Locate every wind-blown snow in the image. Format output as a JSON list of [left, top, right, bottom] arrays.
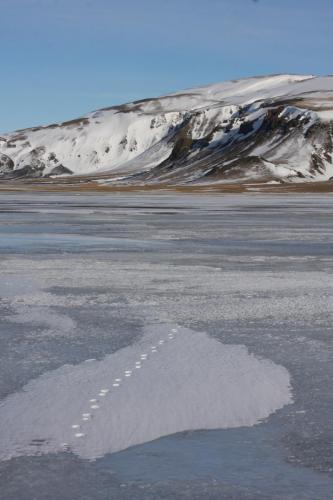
[[0, 324, 292, 461]]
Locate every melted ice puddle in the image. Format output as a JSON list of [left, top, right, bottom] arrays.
[[0, 324, 292, 461]]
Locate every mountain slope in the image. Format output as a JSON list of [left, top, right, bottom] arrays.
[[1, 74, 333, 184]]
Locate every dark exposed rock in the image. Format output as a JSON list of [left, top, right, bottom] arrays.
[[9, 165, 44, 178], [239, 120, 255, 135], [46, 165, 73, 177], [0, 154, 14, 176], [60, 117, 89, 128], [170, 133, 193, 161], [136, 102, 333, 184], [48, 152, 58, 162]]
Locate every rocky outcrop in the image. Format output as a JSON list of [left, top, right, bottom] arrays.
[[0, 153, 14, 176]]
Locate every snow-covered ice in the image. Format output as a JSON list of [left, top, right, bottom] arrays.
[[0, 192, 332, 499], [0, 324, 291, 461]]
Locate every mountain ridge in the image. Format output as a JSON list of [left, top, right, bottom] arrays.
[[1, 74, 333, 184]]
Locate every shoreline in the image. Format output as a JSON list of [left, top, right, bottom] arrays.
[[0, 179, 333, 194]]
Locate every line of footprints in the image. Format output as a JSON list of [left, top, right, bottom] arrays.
[[63, 328, 178, 446]]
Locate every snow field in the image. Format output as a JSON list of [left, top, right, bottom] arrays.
[[0, 324, 292, 461]]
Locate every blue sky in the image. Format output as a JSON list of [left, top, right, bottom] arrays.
[[1, 0, 333, 132]]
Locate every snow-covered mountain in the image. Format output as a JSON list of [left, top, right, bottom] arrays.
[[1, 74, 333, 184]]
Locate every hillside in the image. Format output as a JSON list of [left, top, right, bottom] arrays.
[[1, 74, 333, 184]]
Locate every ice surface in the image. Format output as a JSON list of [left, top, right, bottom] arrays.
[[0, 324, 291, 461], [0, 192, 332, 499]]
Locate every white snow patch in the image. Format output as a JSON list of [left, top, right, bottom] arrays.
[[0, 324, 292, 461], [317, 110, 333, 122]]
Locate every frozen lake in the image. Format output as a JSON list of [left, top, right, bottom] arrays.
[[0, 191, 332, 499]]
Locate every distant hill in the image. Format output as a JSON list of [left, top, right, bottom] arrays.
[[1, 74, 333, 184]]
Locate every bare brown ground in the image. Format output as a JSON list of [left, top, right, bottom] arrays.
[[0, 178, 333, 194]]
